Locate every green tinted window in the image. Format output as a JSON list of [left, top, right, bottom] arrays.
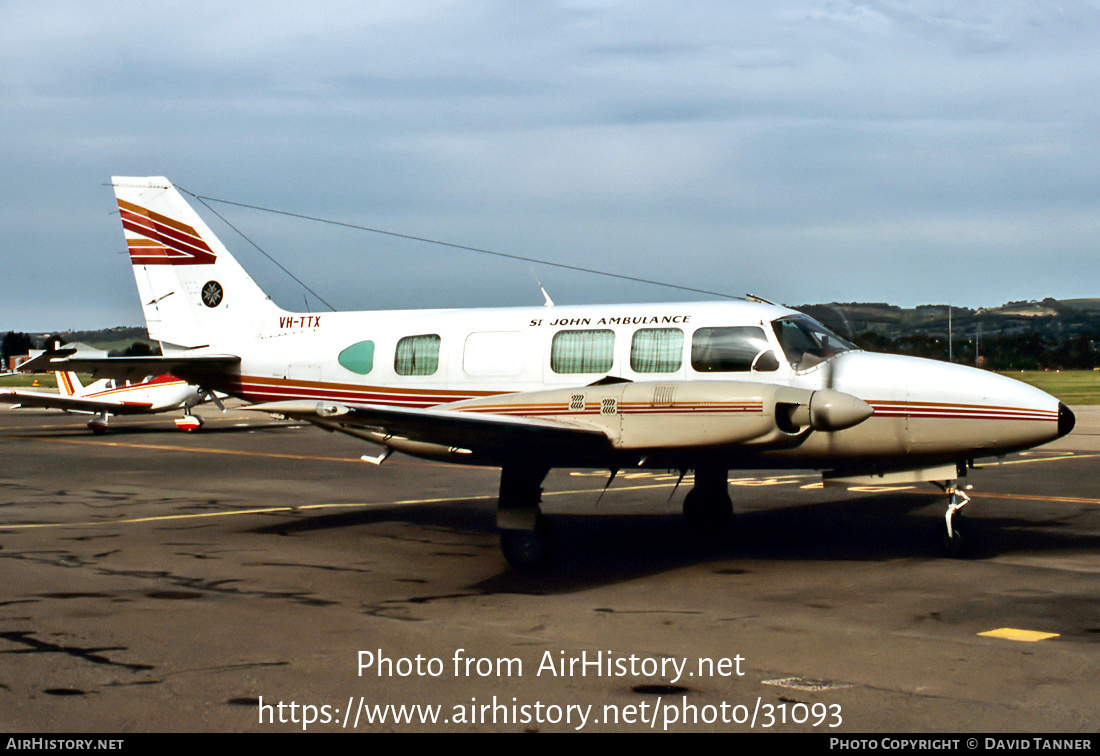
[[338, 341, 375, 375]]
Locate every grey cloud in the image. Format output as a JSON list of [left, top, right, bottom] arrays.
[[3, 1, 1100, 330]]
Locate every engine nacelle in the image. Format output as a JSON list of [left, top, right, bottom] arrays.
[[449, 380, 873, 451]]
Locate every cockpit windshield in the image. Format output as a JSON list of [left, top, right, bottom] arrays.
[[771, 315, 858, 370]]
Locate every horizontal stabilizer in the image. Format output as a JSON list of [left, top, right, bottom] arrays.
[[19, 349, 240, 383]]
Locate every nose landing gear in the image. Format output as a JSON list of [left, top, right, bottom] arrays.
[[174, 409, 205, 432], [935, 481, 973, 557]]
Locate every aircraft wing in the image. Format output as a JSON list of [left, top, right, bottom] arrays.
[[18, 350, 240, 383], [246, 399, 614, 464], [247, 380, 876, 467], [0, 389, 155, 415]]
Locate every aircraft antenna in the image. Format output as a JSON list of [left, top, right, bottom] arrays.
[[179, 188, 338, 312], [190, 192, 742, 301], [534, 274, 555, 307]]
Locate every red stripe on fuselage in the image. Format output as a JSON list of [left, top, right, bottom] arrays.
[[229, 376, 768, 418], [869, 401, 1056, 422], [230, 377, 490, 408], [84, 378, 188, 400]]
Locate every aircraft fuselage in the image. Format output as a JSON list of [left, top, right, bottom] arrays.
[[182, 299, 1068, 473]]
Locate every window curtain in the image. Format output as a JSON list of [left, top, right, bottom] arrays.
[[395, 334, 441, 376], [551, 330, 615, 373], [630, 328, 683, 373]]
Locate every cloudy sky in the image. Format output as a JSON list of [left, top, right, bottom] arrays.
[[3, 0, 1100, 331]]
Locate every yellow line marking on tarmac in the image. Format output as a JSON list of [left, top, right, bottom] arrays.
[[978, 628, 1060, 642], [0, 483, 681, 531], [994, 452, 1100, 465], [970, 491, 1100, 505], [2, 497, 489, 530], [5, 474, 1096, 530], [5, 434, 474, 468], [9, 432, 1097, 472], [3, 439, 1096, 529], [885, 488, 1100, 506], [9, 435, 386, 465]]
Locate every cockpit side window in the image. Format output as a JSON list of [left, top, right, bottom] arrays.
[[690, 326, 775, 373], [771, 315, 857, 370]]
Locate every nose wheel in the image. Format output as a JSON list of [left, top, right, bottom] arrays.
[[174, 409, 205, 432]]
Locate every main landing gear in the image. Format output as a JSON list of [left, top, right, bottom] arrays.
[[87, 412, 110, 434], [497, 464, 553, 570], [682, 466, 733, 533], [496, 463, 736, 569]]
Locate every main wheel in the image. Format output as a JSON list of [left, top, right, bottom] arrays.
[[500, 518, 554, 570], [682, 488, 733, 533]]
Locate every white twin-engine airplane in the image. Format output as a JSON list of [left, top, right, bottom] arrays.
[[0, 370, 209, 432], [35, 176, 1076, 568]]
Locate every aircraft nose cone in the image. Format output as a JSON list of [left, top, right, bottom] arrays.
[[1058, 402, 1076, 438]]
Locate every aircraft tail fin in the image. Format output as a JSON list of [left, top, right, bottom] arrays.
[[55, 371, 83, 396], [111, 177, 285, 352]]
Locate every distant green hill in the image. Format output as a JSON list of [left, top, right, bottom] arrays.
[[796, 298, 1100, 341], [24, 326, 157, 355], [795, 298, 1100, 370]]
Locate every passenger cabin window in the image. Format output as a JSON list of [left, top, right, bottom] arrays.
[[691, 326, 776, 372], [338, 340, 375, 375], [463, 332, 524, 377], [394, 334, 441, 376], [551, 330, 615, 374], [630, 328, 683, 373]]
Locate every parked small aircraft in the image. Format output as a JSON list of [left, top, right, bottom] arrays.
[[27, 177, 1075, 567], [1, 369, 211, 432]]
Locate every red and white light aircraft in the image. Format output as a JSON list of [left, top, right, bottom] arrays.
[[1, 370, 210, 432], [29, 177, 1075, 567]]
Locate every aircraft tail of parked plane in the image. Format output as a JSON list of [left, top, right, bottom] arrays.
[[55, 370, 83, 396], [23, 176, 1076, 567]]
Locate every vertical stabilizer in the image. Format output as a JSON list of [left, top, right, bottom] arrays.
[[111, 177, 285, 352], [55, 371, 82, 396]]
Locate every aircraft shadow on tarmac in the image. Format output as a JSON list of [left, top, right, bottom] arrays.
[[248, 491, 1100, 593]]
